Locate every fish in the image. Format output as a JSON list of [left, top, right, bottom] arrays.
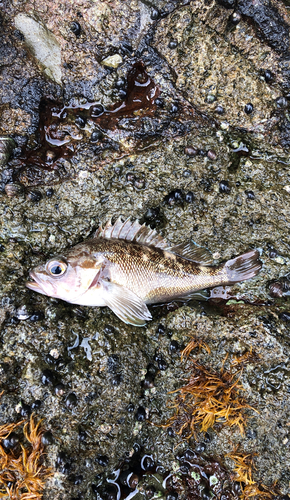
[[26, 217, 262, 326]]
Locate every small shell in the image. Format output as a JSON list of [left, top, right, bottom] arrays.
[[15, 305, 31, 320], [4, 182, 24, 198], [0, 137, 15, 168], [101, 54, 123, 68], [269, 281, 283, 298]]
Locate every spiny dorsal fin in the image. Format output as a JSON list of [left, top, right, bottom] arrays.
[[167, 241, 213, 265], [94, 217, 168, 249]]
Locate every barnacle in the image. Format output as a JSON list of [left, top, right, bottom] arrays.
[[0, 413, 52, 500]]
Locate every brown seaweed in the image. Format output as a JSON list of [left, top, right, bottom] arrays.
[[0, 413, 52, 500]]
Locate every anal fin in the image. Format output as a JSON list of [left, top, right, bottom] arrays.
[[100, 279, 152, 326], [174, 289, 210, 302]]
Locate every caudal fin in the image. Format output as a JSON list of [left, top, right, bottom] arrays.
[[225, 249, 262, 285]]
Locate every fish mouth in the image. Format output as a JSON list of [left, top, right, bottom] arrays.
[[26, 271, 47, 295]]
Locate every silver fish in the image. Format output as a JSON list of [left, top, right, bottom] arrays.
[[26, 217, 262, 326]]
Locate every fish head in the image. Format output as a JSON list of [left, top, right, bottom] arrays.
[[26, 249, 105, 303]]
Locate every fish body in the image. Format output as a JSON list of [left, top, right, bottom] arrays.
[[26, 218, 262, 326]]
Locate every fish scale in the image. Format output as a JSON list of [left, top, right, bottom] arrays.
[[92, 239, 223, 303]]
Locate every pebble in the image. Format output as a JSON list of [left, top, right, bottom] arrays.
[[101, 54, 123, 68], [46, 187, 54, 197], [90, 130, 102, 142], [75, 116, 86, 128], [244, 103, 254, 114], [170, 103, 179, 113], [264, 69, 274, 83], [151, 8, 160, 20], [155, 97, 164, 107], [185, 146, 198, 156], [31, 399, 42, 410], [70, 21, 81, 37], [185, 191, 194, 203], [219, 180, 231, 193], [269, 281, 283, 298], [96, 455, 109, 466], [207, 149, 217, 160], [55, 383, 65, 396], [5, 182, 24, 198], [245, 190, 255, 200], [276, 97, 287, 109], [115, 77, 126, 89], [3, 432, 19, 449], [168, 40, 178, 49], [15, 305, 31, 320], [66, 392, 77, 408], [91, 104, 104, 117], [205, 94, 216, 103], [215, 105, 225, 114], [41, 369, 56, 385], [230, 12, 241, 24], [41, 431, 54, 445], [135, 406, 146, 421]]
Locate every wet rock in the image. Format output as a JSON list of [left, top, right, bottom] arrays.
[[1, 0, 290, 498], [153, 4, 277, 132], [237, 0, 290, 53]]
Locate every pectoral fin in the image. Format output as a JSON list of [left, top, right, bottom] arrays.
[[100, 279, 152, 326]]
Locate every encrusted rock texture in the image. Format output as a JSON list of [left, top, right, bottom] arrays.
[[1, 0, 290, 498]]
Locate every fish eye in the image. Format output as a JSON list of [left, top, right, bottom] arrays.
[[47, 259, 67, 277]]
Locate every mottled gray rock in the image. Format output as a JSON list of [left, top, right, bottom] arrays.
[[1, 0, 290, 498]]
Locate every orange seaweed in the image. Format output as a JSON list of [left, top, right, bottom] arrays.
[[180, 337, 211, 361], [227, 451, 278, 500], [0, 414, 52, 500], [232, 347, 260, 368], [166, 361, 256, 437]]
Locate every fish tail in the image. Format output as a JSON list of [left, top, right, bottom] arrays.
[[224, 249, 262, 284]]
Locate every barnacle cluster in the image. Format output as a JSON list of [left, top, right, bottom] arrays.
[[0, 409, 52, 500], [166, 350, 255, 437]]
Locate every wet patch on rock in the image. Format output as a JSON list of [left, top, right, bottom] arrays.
[[237, 0, 290, 54]]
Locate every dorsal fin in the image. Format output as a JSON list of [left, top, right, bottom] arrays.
[[94, 217, 168, 249], [167, 241, 213, 265]]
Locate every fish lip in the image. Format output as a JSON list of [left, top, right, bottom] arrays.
[[26, 271, 46, 294]]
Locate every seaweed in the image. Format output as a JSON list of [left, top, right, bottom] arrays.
[[180, 337, 211, 361], [165, 341, 257, 437], [227, 451, 278, 500], [0, 413, 52, 500], [231, 347, 260, 368]]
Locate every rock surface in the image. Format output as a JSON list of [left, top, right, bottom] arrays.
[[1, 0, 290, 498]]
